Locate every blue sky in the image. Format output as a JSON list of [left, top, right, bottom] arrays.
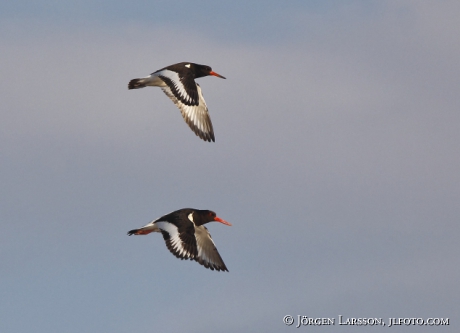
[[1, 1, 459, 332]]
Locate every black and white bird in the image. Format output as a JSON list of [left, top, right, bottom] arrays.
[[127, 208, 232, 272], [128, 62, 226, 142]]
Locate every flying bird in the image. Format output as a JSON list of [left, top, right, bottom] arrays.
[[128, 62, 226, 142], [127, 208, 232, 272]]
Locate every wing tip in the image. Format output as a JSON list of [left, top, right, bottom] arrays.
[[190, 123, 215, 142], [201, 133, 215, 143], [196, 258, 229, 272]]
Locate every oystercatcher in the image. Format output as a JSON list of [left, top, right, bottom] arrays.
[[127, 208, 231, 271], [128, 62, 226, 142]]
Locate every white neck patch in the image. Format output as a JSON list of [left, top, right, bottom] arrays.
[[185, 63, 191, 68], [188, 212, 195, 224]]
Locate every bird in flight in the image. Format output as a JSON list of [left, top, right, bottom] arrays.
[[128, 62, 226, 142], [127, 208, 232, 271]]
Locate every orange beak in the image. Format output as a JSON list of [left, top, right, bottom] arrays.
[[210, 71, 226, 79], [214, 216, 232, 226]]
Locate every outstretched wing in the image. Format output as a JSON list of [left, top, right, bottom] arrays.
[[155, 219, 198, 261], [158, 70, 215, 142], [194, 226, 228, 272]]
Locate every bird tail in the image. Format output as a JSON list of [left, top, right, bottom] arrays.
[[127, 228, 141, 235], [127, 228, 155, 235], [127, 223, 160, 236], [128, 78, 147, 90]]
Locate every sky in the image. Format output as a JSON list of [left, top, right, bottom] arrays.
[[1, 1, 459, 332]]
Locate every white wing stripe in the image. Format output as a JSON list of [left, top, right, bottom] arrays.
[[160, 85, 214, 141], [156, 221, 194, 258], [157, 69, 194, 104]]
